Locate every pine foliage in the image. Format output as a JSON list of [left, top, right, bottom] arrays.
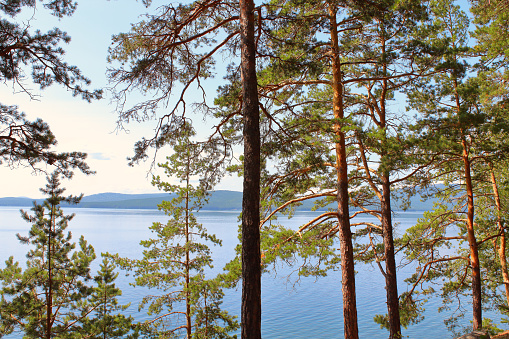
[[109, 122, 238, 338], [80, 258, 140, 339], [0, 172, 96, 338]]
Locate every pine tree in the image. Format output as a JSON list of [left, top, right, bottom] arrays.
[[470, 0, 509, 320], [215, 2, 431, 337], [472, 161, 509, 317], [398, 0, 509, 331], [0, 171, 96, 338], [0, 104, 93, 177], [109, 121, 238, 338], [239, 0, 261, 337], [342, 3, 437, 337], [107, 2, 263, 334], [214, 3, 370, 336], [80, 258, 140, 339]]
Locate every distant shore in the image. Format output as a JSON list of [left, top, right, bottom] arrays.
[[0, 190, 436, 212]]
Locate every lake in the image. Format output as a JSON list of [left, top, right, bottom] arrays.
[[0, 207, 501, 338]]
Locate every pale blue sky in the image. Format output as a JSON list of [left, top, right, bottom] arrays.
[[1, 0, 475, 199], [0, 0, 242, 198]]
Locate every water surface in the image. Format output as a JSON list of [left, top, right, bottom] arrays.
[[0, 207, 498, 338]]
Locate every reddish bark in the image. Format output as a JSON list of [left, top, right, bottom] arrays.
[[462, 139, 482, 330], [490, 166, 509, 305], [329, 5, 359, 339]]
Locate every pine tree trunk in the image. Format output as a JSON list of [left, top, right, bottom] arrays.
[[205, 292, 209, 337], [379, 36, 401, 338], [381, 176, 401, 339], [329, 5, 359, 339], [185, 162, 192, 339], [489, 166, 509, 305], [240, 0, 261, 338], [462, 140, 482, 329], [103, 287, 107, 339], [453, 76, 482, 329], [46, 204, 55, 339]]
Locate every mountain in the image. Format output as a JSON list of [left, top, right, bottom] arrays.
[[0, 189, 439, 211], [0, 197, 44, 207], [80, 193, 167, 203], [0, 191, 243, 210]]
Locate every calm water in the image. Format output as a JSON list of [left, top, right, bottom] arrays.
[[0, 207, 500, 338]]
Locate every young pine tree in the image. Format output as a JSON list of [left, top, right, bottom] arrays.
[[0, 171, 96, 338], [110, 122, 238, 338], [80, 257, 140, 339]]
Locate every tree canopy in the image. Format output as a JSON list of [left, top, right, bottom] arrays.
[[2, 0, 509, 338]]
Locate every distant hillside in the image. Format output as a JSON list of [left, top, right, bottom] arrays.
[[80, 193, 168, 203], [0, 197, 44, 207], [76, 191, 245, 210], [0, 191, 244, 210], [0, 189, 439, 211]]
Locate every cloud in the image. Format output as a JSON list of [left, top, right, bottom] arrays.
[[90, 153, 111, 161]]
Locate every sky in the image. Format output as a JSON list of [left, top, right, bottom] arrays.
[[0, 0, 242, 198], [1, 0, 475, 199]]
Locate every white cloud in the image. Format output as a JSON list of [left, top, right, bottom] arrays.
[[90, 153, 111, 161]]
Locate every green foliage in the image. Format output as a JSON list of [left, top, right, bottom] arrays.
[[80, 258, 140, 338], [0, 0, 102, 101], [0, 0, 100, 176], [0, 172, 96, 338], [396, 0, 509, 332], [481, 318, 504, 336], [107, 0, 239, 164], [374, 291, 425, 331], [471, 0, 509, 103], [189, 276, 239, 339], [0, 104, 93, 177], [109, 122, 237, 338], [101, 0, 509, 336], [214, 3, 438, 338], [259, 222, 339, 278]]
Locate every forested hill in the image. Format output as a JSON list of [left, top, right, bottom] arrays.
[[0, 190, 436, 211], [0, 191, 241, 210]]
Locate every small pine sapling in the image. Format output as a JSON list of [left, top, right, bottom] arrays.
[[80, 257, 140, 338]]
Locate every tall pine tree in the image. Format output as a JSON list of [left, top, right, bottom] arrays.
[[398, 0, 509, 331], [109, 121, 238, 338], [107, 2, 263, 334]]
